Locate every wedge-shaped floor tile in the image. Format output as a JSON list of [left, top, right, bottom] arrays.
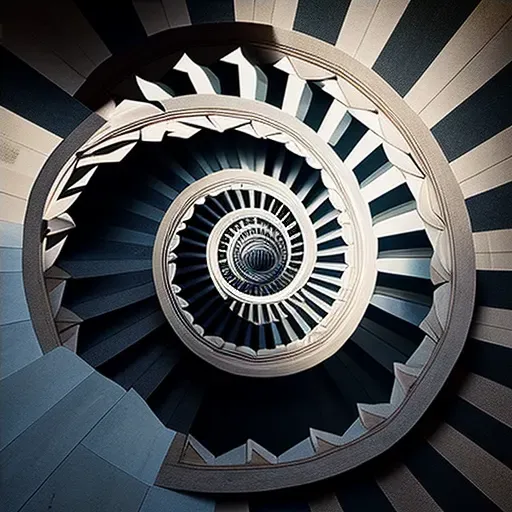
[[0, 247, 22, 272], [0, 320, 41, 380], [0, 272, 30, 325], [0, 220, 23, 248], [20, 444, 147, 512], [82, 389, 175, 484], [1, 372, 124, 512], [1, 347, 93, 450]]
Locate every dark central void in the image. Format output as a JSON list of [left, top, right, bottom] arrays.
[[244, 246, 277, 272]]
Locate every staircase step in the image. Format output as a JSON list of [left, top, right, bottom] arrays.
[[1, 371, 124, 512], [19, 443, 147, 512], [0, 319, 42, 381], [1, 347, 93, 451], [83, 389, 175, 484]]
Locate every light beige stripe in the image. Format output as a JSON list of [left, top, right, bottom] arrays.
[[0, 193, 26, 224], [421, 18, 512, 128], [355, 0, 411, 68], [161, 0, 191, 28], [473, 229, 512, 270], [272, 0, 299, 30], [471, 305, 512, 349], [0, 136, 52, 180], [474, 305, 512, 329], [254, 0, 275, 25], [460, 155, 511, 199], [459, 373, 512, 429], [429, 423, 512, 511], [0, 167, 33, 200], [0, 109, 59, 190], [406, 0, 512, 114], [309, 492, 344, 512], [470, 306, 512, 348], [378, 463, 442, 512], [234, 0, 255, 22], [451, 125, 512, 180], [0, 107, 62, 155], [133, 0, 170, 36], [336, 0, 379, 57], [471, 323, 512, 349]]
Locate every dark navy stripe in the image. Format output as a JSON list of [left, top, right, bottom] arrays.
[[334, 348, 389, 403], [129, 347, 180, 400], [137, 188, 173, 212], [360, 317, 417, 358], [0, 48, 90, 138], [373, 0, 480, 96], [163, 378, 204, 433], [161, 69, 196, 96], [432, 62, 512, 162], [476, 270, 512, 309], [365, 304, 425, 345], [293, 0, 350, 45], [336, 478, 395, 512], [148, 360, 188, 423], [343, 341, 394, 396], [78, 296, 161, 351], [333, 117, 367, 161], [445, 397, 512, 468], [324, 350, 376, 405], [309, 198, 334, 225], [466, 181, 512, 232], [61, 239, 154, 261], [261, 65, 288, 109], [316, 218, 340, 238], [304, 84, 334, 132], [378, 231, 432, 254], [186, 0, 235, 24], [290, 162, 312, 195], [353, 146, 388, 185], [404, 442, 502, 512], [109, 210, 159, 234], [208, 61, 240, 96], [75, 0, 147, 55], [189, 362, 354, 456], [99, 325, 169, 385], [464, 338, 512, 390], [64, 270, 154, 308], [370, 183, 415, 218], [376, 272, 434, 299]]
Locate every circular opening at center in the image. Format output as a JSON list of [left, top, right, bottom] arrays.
[[243, 245, 277, 272]]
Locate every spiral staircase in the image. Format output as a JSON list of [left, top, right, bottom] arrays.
[[1, 1, 511, 511]]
